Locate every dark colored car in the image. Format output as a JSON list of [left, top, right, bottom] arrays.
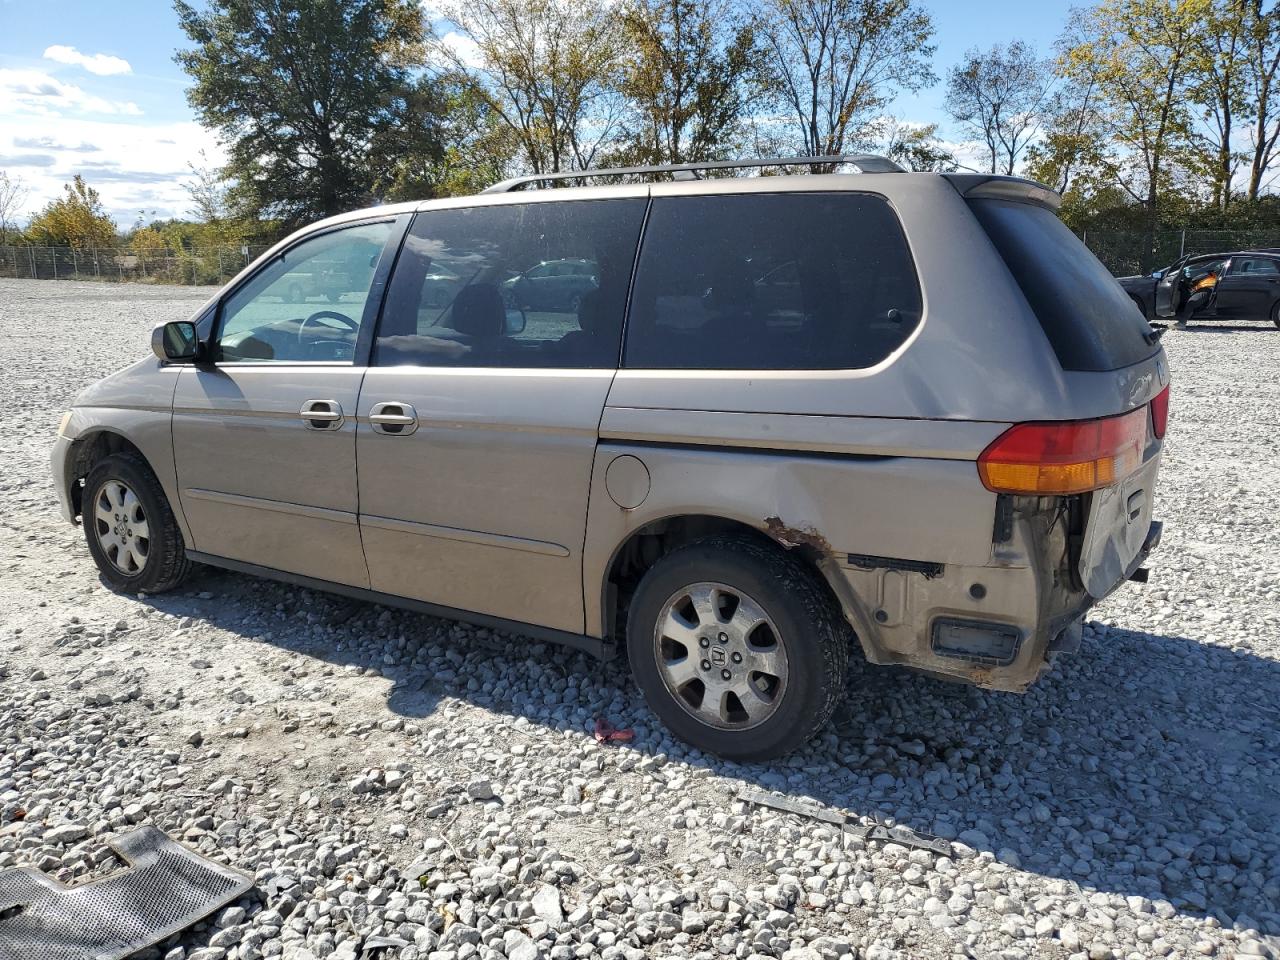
[[1118, 251, 1280, 327]]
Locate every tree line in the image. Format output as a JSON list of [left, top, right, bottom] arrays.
[[2, 0, 1277, 272]]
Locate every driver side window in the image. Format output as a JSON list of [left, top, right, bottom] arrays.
[[214, 220, 394, 363]]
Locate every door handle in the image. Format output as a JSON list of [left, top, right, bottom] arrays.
[[300, 399, 344, 430], [368, 401, 418, 436]]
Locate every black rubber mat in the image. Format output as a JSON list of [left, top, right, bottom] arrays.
[[0, 826, 253, 960]]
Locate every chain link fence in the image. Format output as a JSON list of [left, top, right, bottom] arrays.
[[3, 229, 1280, 287], [0, 244, 272, 285], [1082, 229, 1280, 276]]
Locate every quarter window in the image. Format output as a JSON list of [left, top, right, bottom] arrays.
[[1232, 257, 1280, 275], [214, 221, 394, 362], [375, 199, 647, 369], [623, 193, 923, 370]]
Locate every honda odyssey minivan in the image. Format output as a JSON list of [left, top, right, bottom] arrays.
[[52, 155, 1167, 760]]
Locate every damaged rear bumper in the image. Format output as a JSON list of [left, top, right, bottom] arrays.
[[821, 507, 1164, 694], [1121, 519, 1163, 585]]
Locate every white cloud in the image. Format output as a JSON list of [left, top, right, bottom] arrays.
[[435, 29, 484, 69], [43, 45, 133, 77], [0, 68, 142, 117], [3, 117, 225, 225], [13, 135, 100, 153]]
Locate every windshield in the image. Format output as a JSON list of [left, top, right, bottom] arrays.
[[969, 199, 1160, 372]]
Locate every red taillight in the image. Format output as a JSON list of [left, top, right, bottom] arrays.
[[978, 407, 1147, 495], [1149, 385, 1169, 440]]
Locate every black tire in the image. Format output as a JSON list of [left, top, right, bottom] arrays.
[[83, 453, 191, 594], [627, 535, 849, 761], [1272, 300, 1279, 330]]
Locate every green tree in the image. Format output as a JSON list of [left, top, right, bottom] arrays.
[[1024, 73, 1110, 196], [1061, 0, 1210, 268], [616, 0, 758, 165], [1186, 0, 1251, 209], [880, 119, 957, 172], [1241, 0, 1280, 200], [370, 74, 514, 198], [26, 176, 117, 249], [175, 0, 436, 226], [945, 41, 1055, 175], [367, 76, 452, 197], [752, 0, 936, 160], [436, 0, 625, 174], [181, 151, 249, 246]]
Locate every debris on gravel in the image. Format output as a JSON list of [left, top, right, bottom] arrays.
[[2, 280, 1279, 960]]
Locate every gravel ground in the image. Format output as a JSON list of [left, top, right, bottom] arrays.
[[1, 277, 1279, 960]]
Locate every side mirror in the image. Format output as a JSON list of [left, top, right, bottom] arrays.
[[1151, 270, 1164, 279], [152, 321, 201, 363], [505, 308, 527, 335]]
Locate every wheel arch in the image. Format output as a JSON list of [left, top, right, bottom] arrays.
[[65, 429, 155, 519], [597, 512, 856, 649]]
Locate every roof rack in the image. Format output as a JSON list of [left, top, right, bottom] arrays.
[[480, 153, 905, 194]]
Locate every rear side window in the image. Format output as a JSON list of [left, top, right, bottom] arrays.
[[968, 198, 1158, 372], [376, 199, 646, 369], [1233, 257, 1280, 275], [624, 193, 922, 370]]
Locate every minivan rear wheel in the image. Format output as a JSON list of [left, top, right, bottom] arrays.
[[84, 453, 191, 594], [627, 536, 848, 760]]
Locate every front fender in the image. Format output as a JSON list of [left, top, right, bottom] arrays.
[[55, 363, 189, 547]]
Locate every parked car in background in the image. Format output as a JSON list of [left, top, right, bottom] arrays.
[[52, 155, 1168, 760], [503, 258, 598, 312], [1118, 250, 1280, 327], [420, 267, 463, 308]]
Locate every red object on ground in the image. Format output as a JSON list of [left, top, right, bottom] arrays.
[[593, 718, 634, 744]]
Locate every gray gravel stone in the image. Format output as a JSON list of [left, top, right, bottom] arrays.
[[0, 284, 1276, 960]]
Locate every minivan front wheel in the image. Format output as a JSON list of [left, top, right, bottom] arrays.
[[84, 453, 191, 594], [627, 536, 848, 761]]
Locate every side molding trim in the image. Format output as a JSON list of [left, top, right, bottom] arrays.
[[183, 488, 358, 525], [359, 514, 570, 557]]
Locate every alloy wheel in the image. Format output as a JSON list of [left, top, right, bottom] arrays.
[[653, 581, 789, 730], [93, 479, 150, 575]]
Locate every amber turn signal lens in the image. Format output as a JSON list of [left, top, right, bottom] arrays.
[[978, 407, 1148, 496]]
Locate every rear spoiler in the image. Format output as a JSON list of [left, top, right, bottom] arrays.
[[942, 174, 1062, 211]]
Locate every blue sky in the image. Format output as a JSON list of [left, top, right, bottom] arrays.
[[0, 0, 1077, 225]]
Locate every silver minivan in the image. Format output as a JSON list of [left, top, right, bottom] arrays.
[[52, 156, 1168, 760]]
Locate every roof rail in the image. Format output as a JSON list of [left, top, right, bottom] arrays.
[[480, 154, 905, 194]]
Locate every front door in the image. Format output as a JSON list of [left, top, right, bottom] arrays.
[[356, 196, 648, 633], [1215, 256, 1280, 320], [1154, 260, 1183, 318], [173, 218, 401, 586]]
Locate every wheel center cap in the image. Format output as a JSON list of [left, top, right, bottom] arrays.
[[710, 647, 727, 667]]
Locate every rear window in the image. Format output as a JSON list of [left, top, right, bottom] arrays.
[[968, 198, 1158, 372], [623, 193, 922, 370]]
